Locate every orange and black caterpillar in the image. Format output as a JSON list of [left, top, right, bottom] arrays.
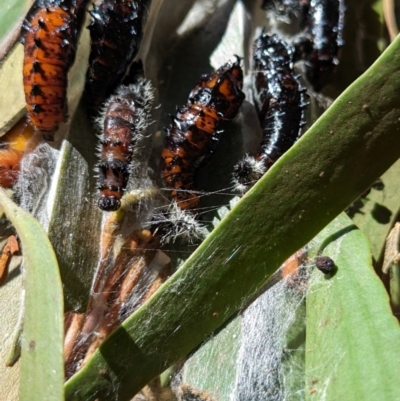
[[233, 33, 308, 192], [84, 0, 151, 116], [161, 59, 245, 212], [21, 0, 87, 140], [96, 73, 154, 211]]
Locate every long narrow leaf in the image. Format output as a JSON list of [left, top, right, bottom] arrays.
[[306, 213, 400, 400], [0, 189, 64, 401], [65, 28, 400, 401]]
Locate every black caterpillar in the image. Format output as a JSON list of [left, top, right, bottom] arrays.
[[300, 0, 346, 91], [263, 0, 346, 91], [96, 70, 154, 212], [233, 33, 308, 192], [84, 0, 151, 116]]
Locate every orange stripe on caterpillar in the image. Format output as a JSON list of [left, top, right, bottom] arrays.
[[22, 0, 86, 139], [161, 59, 245, 211]]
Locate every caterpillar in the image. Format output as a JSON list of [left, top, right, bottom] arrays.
[[299, 0, 346, 91], [233, 33, 308, 192], [96, 72, 154, 212], [161, 58, 245, 212], [84, 0, 151, 116], [22, 0, 87, 140], [0, 117, 38, 188]]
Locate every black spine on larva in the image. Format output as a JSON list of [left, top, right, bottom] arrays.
[[253, 33, 308, 167], [96, 72, 153, 212], [84, 0, 151, 116], [300, 0, 346, 91]]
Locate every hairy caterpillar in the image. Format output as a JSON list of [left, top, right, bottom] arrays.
[[22, 0, 86, 139], [96, 73, 154, 212], [84, 0, 151, 116], [233, 33, 308, 192], [161, 59, 245, 212], [298, 0, 346, 91]]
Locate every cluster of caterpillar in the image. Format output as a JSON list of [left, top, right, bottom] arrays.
[[264, 0, 346, 91], [233, 0, 346, 192], [22, 0, 151, 138], [19, 0, 344, 245], [21, 0, 87, 140], [233, 32, 308, 193], [96, 69, 154, 212]]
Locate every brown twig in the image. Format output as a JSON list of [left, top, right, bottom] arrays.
[[0, 235, 19, 285]]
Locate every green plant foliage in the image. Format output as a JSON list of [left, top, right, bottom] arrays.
[[64, 28, 400, 401], [306, 213, 400, 400], [0, 0, 32, 59], [47, 141, 102, 312], [350, 159, 400, 264], [0, 189, 64, 401], [0, 45, 25, 137]]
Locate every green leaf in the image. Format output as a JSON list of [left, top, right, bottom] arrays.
[[0, 0, 33, 61], [0, 233, 23, 399], [305, 213, 400, 400], [0, 189, 64, 401], [180, 316, 242, 401], [46, 141, 102, 312], [350, 158, 400, 264], [65, 29, 400, 401], [0, 45, 26, 137]]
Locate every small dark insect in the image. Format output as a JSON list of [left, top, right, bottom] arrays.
[[233, 33, 307, 192], [315, 256, 334, 274], [161, 59, 245, 212], [84, 0, 151, 116], [22, 0, 86, 139], [298, 0, 346, 91], [96, 72, 154, 212]]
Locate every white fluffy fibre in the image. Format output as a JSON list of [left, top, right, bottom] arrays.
[[152, 202, 204, 244], [13, 143, 59, 223], [232, 155, 266, 193]]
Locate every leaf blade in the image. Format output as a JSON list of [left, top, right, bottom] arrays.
[[0, 189, 64, 401], [306, 213, 400, 401]]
